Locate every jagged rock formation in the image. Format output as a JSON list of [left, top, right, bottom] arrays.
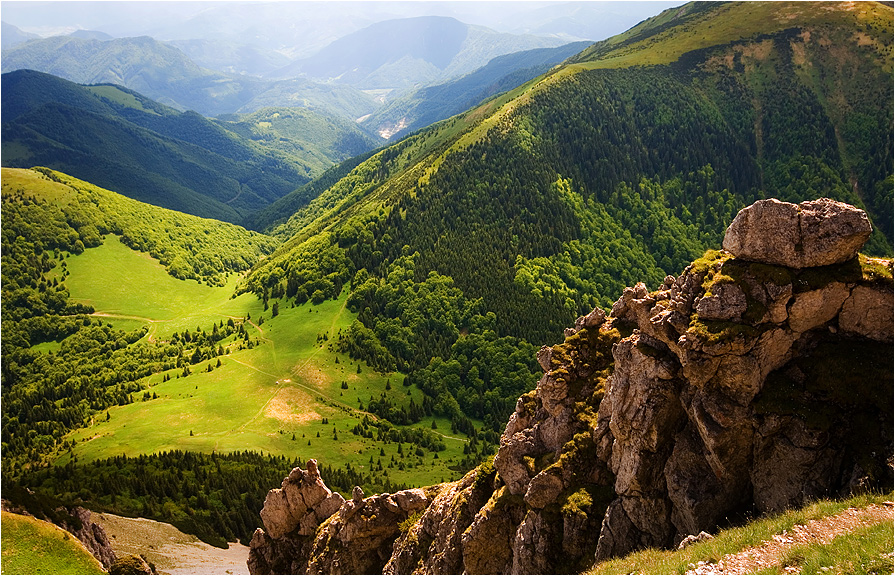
[[249, 459, 433, 574], [66, 506, 118, 570], [249, 198, 893, 574]]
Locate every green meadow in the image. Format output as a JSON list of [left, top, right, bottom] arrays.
[[0, 512, 105, 575], [53, 234, 259, 338], [55, 237, 470, 488]]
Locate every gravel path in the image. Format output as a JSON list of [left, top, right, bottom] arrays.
[[685, 502, 894, 575]]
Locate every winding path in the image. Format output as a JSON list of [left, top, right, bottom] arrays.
[[686, 502, 894, 575]]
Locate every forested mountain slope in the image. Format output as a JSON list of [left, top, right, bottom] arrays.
[[1, 70, 372, 223], [244, 1, 893, 445], [216, 107, 381, 179]]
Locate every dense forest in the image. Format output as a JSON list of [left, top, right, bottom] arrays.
[[245, 11, 893, 452], [8, 450, 411, 547]]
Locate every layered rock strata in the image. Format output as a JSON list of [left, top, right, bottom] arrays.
[[249, 198, 893, 574]]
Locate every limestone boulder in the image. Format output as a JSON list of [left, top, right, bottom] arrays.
[[723, 198, 871, 268]]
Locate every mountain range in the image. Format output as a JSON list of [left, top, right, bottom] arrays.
[[1, 1, 892, 573], [0, 34, 379, 118], [1, 21, 39, 48], [269, 16, 568, 91], [362, 40, 593, 140]]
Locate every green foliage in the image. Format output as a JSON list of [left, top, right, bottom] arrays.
[[398, 510, 424, 534], [774, 520, 894, 575], [244, 231, 350, 307], [3, 168, 276, 286], [218, 107, 380, 179], [0, 167, 273, 477], [245, 149, 379, 234], [15, 450, 415, 549], [17, 451, 294, 547]]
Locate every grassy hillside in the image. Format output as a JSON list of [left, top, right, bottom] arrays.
[[2, 167, 478, 546], [240, 0, 893, 465], [1, 511, 105, 575], [1, 167, 276, 286]]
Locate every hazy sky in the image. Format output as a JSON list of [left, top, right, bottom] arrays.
[[2, 1, 685, 46]]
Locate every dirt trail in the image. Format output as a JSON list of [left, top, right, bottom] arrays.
[[686, 502, 894, 575]]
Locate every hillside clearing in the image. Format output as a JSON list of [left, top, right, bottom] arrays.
[[55, 237, 471, 488]]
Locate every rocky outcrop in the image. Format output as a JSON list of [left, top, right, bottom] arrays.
[[249, 199, 893, 574], [722, 198, 872, 268], [66, 506, 118, 570], [249, 460, 435, 574]]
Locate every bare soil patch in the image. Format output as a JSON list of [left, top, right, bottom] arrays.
[[93, 512, 249, 575], [292, 359, 332, 391], [686, 503, 894, 575], [264, 386, 321, 425]]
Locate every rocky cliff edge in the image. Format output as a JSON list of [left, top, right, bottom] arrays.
[[248, 198, 893, 574]]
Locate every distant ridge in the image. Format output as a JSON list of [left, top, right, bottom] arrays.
[[270, 16, 567, 92], [1, 70, 315, 222], [0, 35, 377, 118]]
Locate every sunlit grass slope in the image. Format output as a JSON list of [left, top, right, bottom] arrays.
[[569, 1, 893, 70], [53, 235, 255, 336], [2, 167, 276, 286], [55, 241, 468, 487], [0, 511, 105, 575]]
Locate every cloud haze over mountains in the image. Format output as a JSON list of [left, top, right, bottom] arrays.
[[3, 1, 684, 55]]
